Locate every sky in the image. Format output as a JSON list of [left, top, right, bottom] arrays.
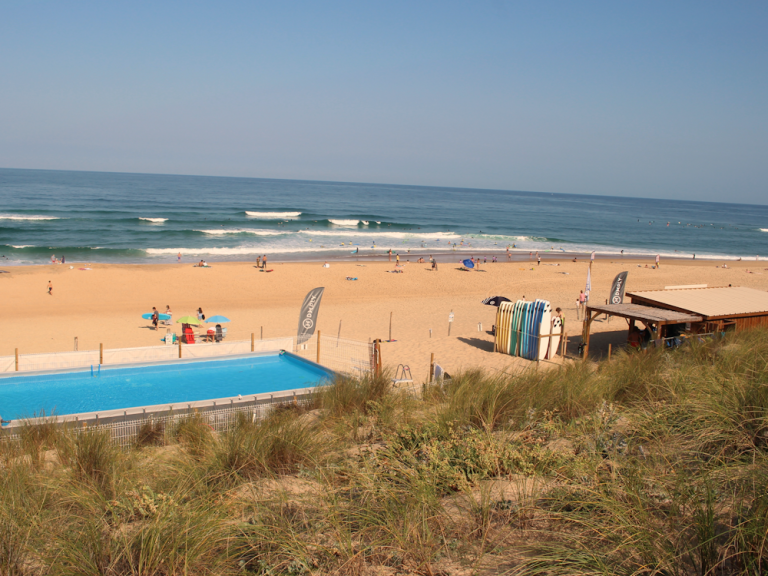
[[1, 1, 767, 204]]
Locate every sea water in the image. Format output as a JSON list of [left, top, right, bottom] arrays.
[[0, 167, 766, 264], [0, 354, 331, 420]]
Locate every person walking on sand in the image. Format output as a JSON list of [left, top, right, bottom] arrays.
[[388, 249, 392, 262], [655, 254, 660, 268], [578, 290, 586, 319], [537, 255, 541, 266], [177, 252, 182, 263], [396, 253, 400, 265], [47, 280, 52, 295], [151, 307, 159, 330]]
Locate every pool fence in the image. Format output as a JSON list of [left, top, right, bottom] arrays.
[[0, 333, 375, 376]]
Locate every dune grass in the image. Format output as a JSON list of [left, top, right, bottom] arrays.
[[0, 329, 766, 574]]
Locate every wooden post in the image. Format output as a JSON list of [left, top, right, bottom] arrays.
[[178, 340, 182, 359], [99, 343, 103, 365], [316, 330, 321, 364], [608, 343, 612, 360], [15, 348, 19, 372], [389, 312, 393, 341], [337, 320, 342, 346], [260, 326, 263, 340], [74, 336, 78, 351], [429, 353, 434, 383], [561, 332, 567, 357]]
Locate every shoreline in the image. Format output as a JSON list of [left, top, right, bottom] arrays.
[[1, 248, 760, 269]]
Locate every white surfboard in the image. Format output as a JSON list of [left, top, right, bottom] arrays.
[[537, 301, 552, 360], [547, 316, 562, 359]]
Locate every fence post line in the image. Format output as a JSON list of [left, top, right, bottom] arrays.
[[99, 343, 103, 365], [429, 352, 434, 383], [316, 330, 321, 364], [15, 348, 19, 372], [251, 333, 255, 352]]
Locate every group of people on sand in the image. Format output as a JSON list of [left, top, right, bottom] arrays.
[[50, 254, 65, 264], [149, 305, 174, 330], [256, 255, 268, 268]]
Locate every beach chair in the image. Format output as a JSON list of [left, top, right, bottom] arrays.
[[391, 364, 413, 388], [215, 324, 223, 343], [181, 324, 195, 344]]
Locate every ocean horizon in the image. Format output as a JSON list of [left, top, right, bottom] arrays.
[[1, 167, 766, 265]]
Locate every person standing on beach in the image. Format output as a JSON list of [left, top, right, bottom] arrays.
[[537, 255, 541, 266], [578, 290, 586, 319], [151, 307, 159, 330], [388, 249, 392, 262], [262, 255, 268, 268], [177, 252, 182, 263], [47, 280, 52, 295], [396, 253, 400, 265], [197, 308, 205, 321], [655, 254, 660, 268], [256, 256, 261, 269]]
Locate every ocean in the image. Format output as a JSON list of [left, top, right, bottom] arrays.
[[0, 168, 766, 265]]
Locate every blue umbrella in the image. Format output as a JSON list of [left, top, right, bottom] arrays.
[[462, 259, 475, 268], [205, 315, 230, 323], [142, 312, 171, 320]]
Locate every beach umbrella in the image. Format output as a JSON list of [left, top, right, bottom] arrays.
[[176, 315, 203, 325], [205, 315, 230, 323], [141, 312, 171, 320], [462, 258, 475, 268], [481, 296, 511, 307]]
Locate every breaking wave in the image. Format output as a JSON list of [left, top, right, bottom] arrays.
[[196, 229, 285, 236], [0, 214, 59, 221], [245, 211, 301, 219], [139, 217, 168, 223], [328, 219, 361, 226]]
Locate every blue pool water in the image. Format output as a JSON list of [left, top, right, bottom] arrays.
[[0, 354, 332, 421]]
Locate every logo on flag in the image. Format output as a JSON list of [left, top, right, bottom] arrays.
[[297, 287, 325, 344]]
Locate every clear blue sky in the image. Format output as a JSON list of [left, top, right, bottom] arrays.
[[1, 1, 766, 203]]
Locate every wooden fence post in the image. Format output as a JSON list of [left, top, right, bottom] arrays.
[[15, 348, 19, 372], [429, 353, 434, 383], [251, 333, 255, 352], [608, 343, 612, 360], [178, 340, 182, 359], [316, 330, 321, 364], [99, 343, 103, 365]]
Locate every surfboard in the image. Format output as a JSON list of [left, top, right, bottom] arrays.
[[503, 301, 515, 354], [529, 300, 544, 360], [524, 301, 536, 359], [520, 302, 531, 359], [494, 306, 503, 352], [547, 316, 562, 359], [538, 301, 552, 360], [509, 301, 522, 357], [142, 313, 171, 321], [496, 302, 512, 353]]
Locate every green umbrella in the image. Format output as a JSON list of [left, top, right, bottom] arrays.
[[176, 315, 203, 325]]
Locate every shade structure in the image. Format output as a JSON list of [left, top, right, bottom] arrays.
[[481, 296, 511, 307], [205, 315, 230, 323], [142, 312, 171, 320], [176, 315, 203, 325]]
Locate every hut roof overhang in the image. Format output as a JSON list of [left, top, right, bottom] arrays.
[[628, 286, 768, 320]]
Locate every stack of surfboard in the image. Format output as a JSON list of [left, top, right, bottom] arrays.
[[495, 299, 562, 360]]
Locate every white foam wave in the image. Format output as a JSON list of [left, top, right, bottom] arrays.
[[11, 245, 35, 248], [361, 221, 369, 225], [146, 246, 348, 256], [298, 230, 461, 240], [196, 228, 285, 236], [0, 214, 59, 221], [245, 211, 301, 219], [761, 228, 768, 233], [328, 219, 360, 226], [139, 217, 168, 223]]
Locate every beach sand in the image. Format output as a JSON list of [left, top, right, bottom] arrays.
[[2, 257, 767, 381]]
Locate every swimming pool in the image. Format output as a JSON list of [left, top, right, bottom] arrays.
[[0, 353, 333, 422]]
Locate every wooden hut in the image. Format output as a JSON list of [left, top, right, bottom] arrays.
[[582, 286, 768, 358]]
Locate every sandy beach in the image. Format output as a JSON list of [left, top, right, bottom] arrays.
[[2, 257, 767, 381]]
